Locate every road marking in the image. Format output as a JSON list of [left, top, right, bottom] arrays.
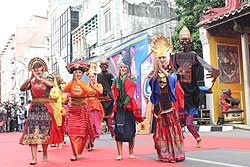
[[186, 157, 247, 167]]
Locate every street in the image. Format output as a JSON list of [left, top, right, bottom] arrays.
[[1, 128, 250, 167]]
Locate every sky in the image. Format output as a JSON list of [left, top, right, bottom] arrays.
[[0, 0, 153, 50], [0, 0, 48, 50]]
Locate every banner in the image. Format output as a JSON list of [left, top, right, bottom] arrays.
[[88, 32, 150, 116]]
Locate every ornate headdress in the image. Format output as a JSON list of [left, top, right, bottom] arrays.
[[28, 57, 48, 72], [100, 54, 109, 65], [66, 61, 90, 74], [86, 62, 97, 76], [150, 35, 172, 57], [179, 26, 191, 39]]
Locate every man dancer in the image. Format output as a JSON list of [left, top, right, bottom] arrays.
[[97, 55, 115, 139], [172, 26, 219, 148]]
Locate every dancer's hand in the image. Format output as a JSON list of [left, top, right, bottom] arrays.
[[206, 68, 219, 79]]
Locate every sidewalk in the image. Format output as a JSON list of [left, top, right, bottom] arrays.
[[193, 123, 250, 132]]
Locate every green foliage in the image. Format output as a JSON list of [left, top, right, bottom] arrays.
[[172, 0, 225, 54]]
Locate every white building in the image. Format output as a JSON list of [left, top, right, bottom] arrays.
[[72, 0, 176, 61]]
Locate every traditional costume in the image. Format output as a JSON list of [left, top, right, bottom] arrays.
[[19, 57, 60, 145], [149, 35, 185, 162], [63, 61, 95, 160], [172, 26, 219, 147], [112, 46, 143, 160], [112, 47, 144, 142], [85, 63, 105, 150], [97, 55, 115, 138]]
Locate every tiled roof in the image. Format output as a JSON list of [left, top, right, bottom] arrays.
[[197, 2, 250, 27]]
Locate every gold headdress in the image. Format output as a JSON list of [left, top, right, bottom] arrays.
[[179, 26, 191, 39], [86, 62, 97, 76], [150, 35, 172, 57], [28, 57, 48, 72]]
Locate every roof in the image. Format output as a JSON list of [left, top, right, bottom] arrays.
[[197, 2, 250, 28]]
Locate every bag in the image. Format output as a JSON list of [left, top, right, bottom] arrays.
[[19, 114, 25, 120]]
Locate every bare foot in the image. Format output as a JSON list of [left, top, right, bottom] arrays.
[[42, 154, 48, 162], [70, 155, 77, 161], [115, 155, 123, 160], [58, 143, 63, 149], [77, 154, 83, 159], [196, 139, 202, 148], [30, 159, 37, 165], [129, 154, 135, 159]]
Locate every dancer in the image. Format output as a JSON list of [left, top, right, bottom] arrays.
[[19, 57, 58, 165], [172, 26, 219, 148], [149, 35, 185, 162], [49, 75, 64, 148], [85, 63, 104, 151], [97, 55, 115, 139], [58, 78, 69, 147], [63, 61, 95, 161], [112, 46, 144, 160]]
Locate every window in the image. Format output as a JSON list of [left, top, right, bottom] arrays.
[[105, 10, 111, 33], [84, 15, 97, 35]]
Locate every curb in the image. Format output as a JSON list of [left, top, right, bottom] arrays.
[[232, 125, 250, 131], [188, 125, 234, 132]]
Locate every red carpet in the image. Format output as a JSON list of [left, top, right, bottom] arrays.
[[1, 132, 250, 167]]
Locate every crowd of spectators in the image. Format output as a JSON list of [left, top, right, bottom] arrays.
[[0, 101, 29, 133]]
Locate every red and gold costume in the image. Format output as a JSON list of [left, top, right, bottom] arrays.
[[149, 35, 185, 162], [20, 79, 61, 145]]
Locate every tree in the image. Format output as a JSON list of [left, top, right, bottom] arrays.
[[172, 0, 225, 55]]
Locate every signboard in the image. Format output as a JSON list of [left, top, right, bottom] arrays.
[[89, 32, 150, 117]]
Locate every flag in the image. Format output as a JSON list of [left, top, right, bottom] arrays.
[[55, 54, 72, 83]]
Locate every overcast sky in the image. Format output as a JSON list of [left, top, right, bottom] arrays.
[[0, 0, 48, 50], [0, 0, 154, 50]]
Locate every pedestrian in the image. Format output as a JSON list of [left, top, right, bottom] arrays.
[[17, 104, 25, 132], [19, 57, 58, 165], [5, 103, 12, 132], [149, 35, 185, 162], [97, 54, 115, 139], [172, 26, 219, 148], [0, 104, 7, 132], [63, 61, 95, 161], [85, 63, 104, 151], [112, 46, 144, 160]]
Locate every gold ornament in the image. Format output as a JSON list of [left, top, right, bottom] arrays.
[[86, 62, 97, 76], [150, 34, 172, 57], [28, 57, 48, 72], [179, 26, 191, 39]]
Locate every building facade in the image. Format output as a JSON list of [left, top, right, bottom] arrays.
[[198, 0, 250, 125], [71, 0, 176, 62], [0, 15, 48, 105]]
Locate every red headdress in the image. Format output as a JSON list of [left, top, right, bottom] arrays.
[[66, 61, 90, 74]]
